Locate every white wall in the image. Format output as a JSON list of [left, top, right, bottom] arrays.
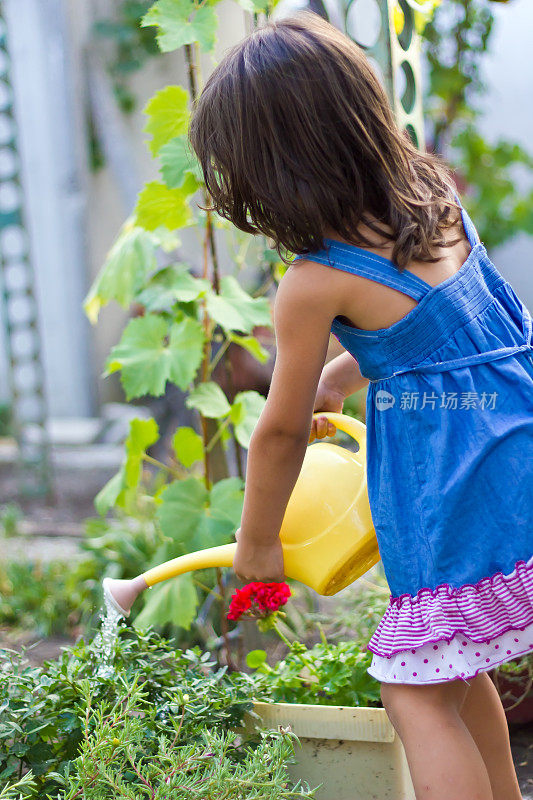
[[2, 0, 94, 416]]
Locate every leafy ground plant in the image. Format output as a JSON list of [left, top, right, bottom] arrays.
[[57, 681, 315, 799], [247, 640, 381, 709], [0, 626, 267, 798]]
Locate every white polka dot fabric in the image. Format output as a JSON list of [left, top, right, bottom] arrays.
[[367, 619, 533, 684]]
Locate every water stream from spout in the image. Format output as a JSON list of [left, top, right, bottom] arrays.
[[92, 592, 124, 678]]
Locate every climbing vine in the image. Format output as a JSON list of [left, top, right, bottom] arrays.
[[86, 0, 282, 653]]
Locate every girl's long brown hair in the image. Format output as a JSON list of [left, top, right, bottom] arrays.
[[188, 10, 463, 269]]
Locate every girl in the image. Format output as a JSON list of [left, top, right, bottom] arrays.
[[189, 11, 533, 800]]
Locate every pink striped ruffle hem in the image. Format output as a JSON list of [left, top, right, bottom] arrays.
[[366, 555, 533, 658]]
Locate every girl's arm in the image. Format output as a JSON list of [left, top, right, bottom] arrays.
[[232, 262, 337, 583], [321, 350, 369, 397], [309, 351, 369, 441]]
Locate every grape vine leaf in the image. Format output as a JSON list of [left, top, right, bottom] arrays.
[[134, 178, 197, 231], [172, 425, 204, 468], [134, 572, 198, 630], [142, 0, 218, 54], [206, 276, 272, 333], [228, 332, 271, 363], [143, 85, 190, 156], [136, 264, 210, 312], [84, 221, 157, 324], [94, 470, 125, 516], [229, 390, 266, 448], [160, 134, 204, 188], [94, 417, 159, 515], [105, 314, 204, 400], [157, 476, 244, 551], [185, 381, 231, 419], [125, 417, 159, 488]]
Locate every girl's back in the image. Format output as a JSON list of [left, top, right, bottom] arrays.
[[303, 211, 473, 333]]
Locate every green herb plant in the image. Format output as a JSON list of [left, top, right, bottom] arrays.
[[0, 625, 318, 799]]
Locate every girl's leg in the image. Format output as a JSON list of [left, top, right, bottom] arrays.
[[458, 671, 523, 800], [380, 678, 493, 800]]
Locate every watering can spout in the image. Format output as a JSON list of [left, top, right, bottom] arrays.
[[103, 412, 380, 618], [103, 544, 237, 618], [143, 544, 236, 585]]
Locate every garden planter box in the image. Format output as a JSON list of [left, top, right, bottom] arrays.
[[244, 702, 415, 800]]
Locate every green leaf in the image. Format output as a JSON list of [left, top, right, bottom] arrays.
[[206, 276, 272, 334], [142, 0, 218, 53], [235, 0, 274, 11], [94, 470, 126, 516], [228, 332, 271, 363], [167, 315, 206, 390], [246, 650, 267, 669], [160, 135, 204, 188], [157, 476, 243, 551], [230, 390, 266, 448], [136, 265, 210, 312], [93, 418, 159, 514], [173, 426, 204, 468], [157, 476, 209, 545], [105, 314, 204, 400], [208, 477, 244, 536], [124, 418, 159, 488], [105, 315, 169, 399], [185, 381, 231, 418], [83, 221, 158, 324], [143, 85, 190, 156], [134, 573, 198, 630], [134, 179, 197, 231]]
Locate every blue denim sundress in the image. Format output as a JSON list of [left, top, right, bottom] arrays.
[[292, 194, 533, 684]]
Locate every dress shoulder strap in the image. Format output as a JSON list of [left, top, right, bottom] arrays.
[[291, 191, 481, 300], [292, 240, 432, 301], [453, 191, 481, 248]]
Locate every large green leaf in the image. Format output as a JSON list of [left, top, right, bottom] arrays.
[[105, 314, 204, 399], [142, 0, 218, 53], [136, 264, 210, 312], [134, 178, 197, 231], [157, 476, 209, 546], [206, 276, 272, 333], [94, 470, 125, 516], [143, 85, 190, 156], [167, 315, 206, 390], [157, 476, 243, 551], [134, 572, 198, 630], [236, 0, 272, 11], [228, 332, 271, 364], [229, 390, 266, 448], [124, 418, 159, 488], [208, 477, 244, 535], [83, 222, 157, 324], [172, 425, 204, 468], [160, 135, 204, 188], [94, 417, 159, 514], [185, 381, 231, 419]]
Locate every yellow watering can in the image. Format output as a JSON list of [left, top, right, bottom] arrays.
[[103, 412, 380, 617]]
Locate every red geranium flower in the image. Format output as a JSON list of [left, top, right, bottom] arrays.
[[227, 582, 291, 621]]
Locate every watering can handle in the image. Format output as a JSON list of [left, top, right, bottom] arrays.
[[311, 411, 366, 468]]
